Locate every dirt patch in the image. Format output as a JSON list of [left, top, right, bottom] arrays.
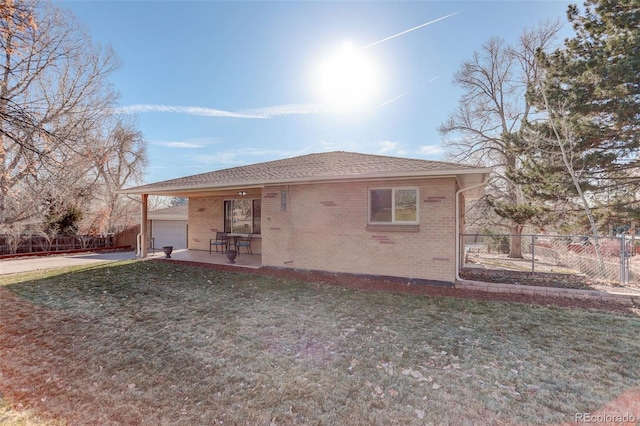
[[464, 252, 640, 294], [160, 259, 640, 316], [460, 268, 640, 293]]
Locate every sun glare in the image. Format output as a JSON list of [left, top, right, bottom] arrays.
[[313, 41, 381, 112]]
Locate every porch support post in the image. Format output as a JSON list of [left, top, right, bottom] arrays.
[[140, 193, 148, 257]]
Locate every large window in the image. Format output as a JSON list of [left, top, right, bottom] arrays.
[[224, 199, 261, 234], [369, 188, 418, 224]]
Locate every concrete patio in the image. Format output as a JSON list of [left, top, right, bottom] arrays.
[[151, 248, 262, 269]]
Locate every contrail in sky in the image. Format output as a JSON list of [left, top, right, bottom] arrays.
[[239, 103, 336, 118], [377, 76, 440, 109], [360, 10, 464, 50], [118, 104, 264, 119], [123, 11, 463, 118]]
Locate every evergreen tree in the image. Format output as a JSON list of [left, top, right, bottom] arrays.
[[45, 205, 83, 235], [522, 0, 640, 233]]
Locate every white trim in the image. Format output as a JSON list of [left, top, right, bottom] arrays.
[[368, 187, 419, 225], [119, 168, 492, 195]]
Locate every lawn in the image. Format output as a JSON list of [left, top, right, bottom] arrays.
[[1, 260, 639, 425]]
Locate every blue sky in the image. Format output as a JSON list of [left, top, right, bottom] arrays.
[[63, 1, 573, 185]]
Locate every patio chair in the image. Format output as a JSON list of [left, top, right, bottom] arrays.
[[210, 232, 228, 254], [235, 233, 253, 255]]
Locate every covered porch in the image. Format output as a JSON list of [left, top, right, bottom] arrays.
[[135, 186, 263, 259], [149, 248, 262, 269]]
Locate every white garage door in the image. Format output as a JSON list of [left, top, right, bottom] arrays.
[[152, 220, 188, 249]]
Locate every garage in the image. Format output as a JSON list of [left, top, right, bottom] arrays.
[[148, 205, 188, 250]]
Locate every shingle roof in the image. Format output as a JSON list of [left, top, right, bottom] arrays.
[[122, 151, 490, 195]]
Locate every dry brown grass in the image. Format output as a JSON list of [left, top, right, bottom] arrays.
[[1, 260, 640, 425]]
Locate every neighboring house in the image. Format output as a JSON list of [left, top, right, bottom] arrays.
[[148, 205, 188, 250], [122, 151, 490, 285]]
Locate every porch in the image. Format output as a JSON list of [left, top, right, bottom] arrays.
[[149, 248, 262, 269]]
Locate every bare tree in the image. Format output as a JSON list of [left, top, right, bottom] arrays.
[[0, 1, 36, 40], [439, 21, 562, 257], [84, 114, 147, 234], [0, 0, 146, 236]]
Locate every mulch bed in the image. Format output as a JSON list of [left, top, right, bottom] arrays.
[[158, 259, 640, 316], [460, 268, 640, 295], [460, 269, 602, 290]]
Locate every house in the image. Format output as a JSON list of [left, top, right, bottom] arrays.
[[122, 151, 490, 285], [147, 205, 188, 250]]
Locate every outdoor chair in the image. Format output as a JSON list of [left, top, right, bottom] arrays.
[[210, 232, 228, 254], [235, 233, 253, 255]]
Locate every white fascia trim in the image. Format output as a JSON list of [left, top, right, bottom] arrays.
[[119, 167, 492, 196]]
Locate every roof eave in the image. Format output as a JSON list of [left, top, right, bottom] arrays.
[[119, 167, 492, 196]]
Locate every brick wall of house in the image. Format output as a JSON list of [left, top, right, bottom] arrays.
[[261, 178, 459, 283], [188, 196, 263, 253], [261, 188, 294, 266], [183, 178, 460, 282], [188, 197, 224, 251], [458, 194, 466, 272]]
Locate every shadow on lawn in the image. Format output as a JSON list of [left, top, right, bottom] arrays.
[[1, 261, 640, 425], [168, 259, 640, 317]]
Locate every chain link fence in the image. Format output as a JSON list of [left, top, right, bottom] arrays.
[[461, 233, 640, 290]]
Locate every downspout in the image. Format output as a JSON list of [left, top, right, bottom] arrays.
[[455, 179, 489, 283]]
